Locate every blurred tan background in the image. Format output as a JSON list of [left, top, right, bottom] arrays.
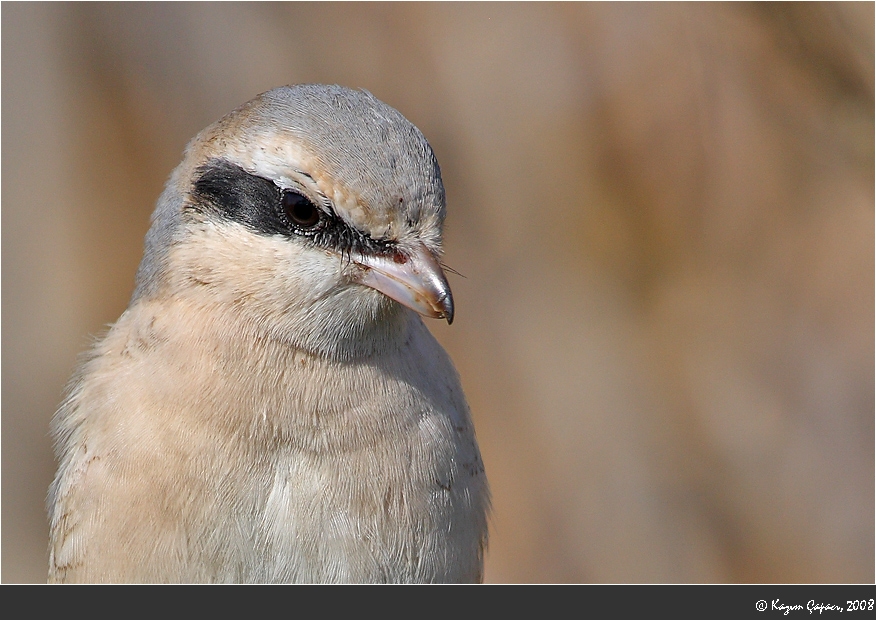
[[3, 2, 873, 583]]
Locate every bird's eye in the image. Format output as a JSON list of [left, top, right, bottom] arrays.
[[281, 191, 321, 228]]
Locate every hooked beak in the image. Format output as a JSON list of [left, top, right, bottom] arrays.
[[352, 242, 454, 324]]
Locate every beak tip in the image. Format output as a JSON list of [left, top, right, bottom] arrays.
[[440, 292, 454, 325]]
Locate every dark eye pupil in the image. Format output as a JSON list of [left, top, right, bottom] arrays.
[[282, 191, 320, 228]]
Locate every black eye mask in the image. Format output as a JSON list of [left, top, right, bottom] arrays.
[[190, 158, 397, 259]]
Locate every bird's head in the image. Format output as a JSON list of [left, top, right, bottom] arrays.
[[132, 85, 454, 358]]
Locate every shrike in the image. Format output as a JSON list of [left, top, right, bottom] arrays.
[[48, 85, 489, 583]]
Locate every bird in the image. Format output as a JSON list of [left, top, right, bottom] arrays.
[[47, 84, 489, 583]]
